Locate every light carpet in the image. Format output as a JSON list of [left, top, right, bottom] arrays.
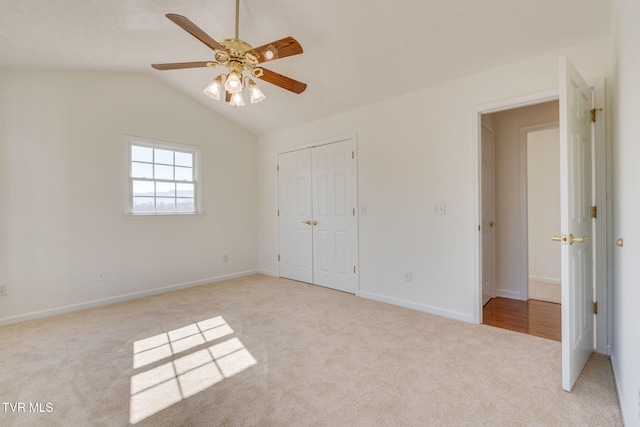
[[0, 275, 621, 426]]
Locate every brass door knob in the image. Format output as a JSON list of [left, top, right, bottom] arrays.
[[551, 234, 587, 245], [570, 234, 587, 244], [489, 221, 496, 228], [302, 220, 312, 225]]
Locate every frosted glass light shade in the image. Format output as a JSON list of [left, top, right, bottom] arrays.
[[203, 75, 223, 100], [224, 71, 243, 94], [229, 92, 245, 107], [248, 79, 266, 104]]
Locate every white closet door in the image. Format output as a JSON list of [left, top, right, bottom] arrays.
[[277, 149, 313, 283], [277, 138, 358, 294], [312, 140, 358, 293]]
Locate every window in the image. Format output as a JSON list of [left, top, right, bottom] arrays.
[[126, 137, 202, 215]]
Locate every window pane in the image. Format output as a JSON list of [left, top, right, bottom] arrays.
[[133, 197, 155, 213], [156, 198, 176, 212], [175, 166, 193, 181], [177, 198, 195, 212], [132, 162, 153, 179], [154, 164, 173, 180], [177, 183, 194, 198], [155, 149, 174, 165], [133, 180, 154, 196], [175, 151, 193, 167], [131, 145, 153, 162], [156, 182, 176, 197]]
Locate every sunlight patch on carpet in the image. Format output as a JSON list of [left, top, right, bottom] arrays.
[[129, 316, 257, 424]]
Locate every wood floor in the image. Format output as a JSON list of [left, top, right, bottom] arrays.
[[483, 297, 561, 342]]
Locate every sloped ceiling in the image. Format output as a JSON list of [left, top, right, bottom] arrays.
[[0, 0, 611, 135]]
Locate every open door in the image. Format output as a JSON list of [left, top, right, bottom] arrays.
[[558, 55, 594, 392]]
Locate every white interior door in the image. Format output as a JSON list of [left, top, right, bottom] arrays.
[[559, 55, 594, 392], [277, 149, 313, 283], [277, 138, 358, 293], [312, 140, 358, 293], [481, 124, 496, 305]]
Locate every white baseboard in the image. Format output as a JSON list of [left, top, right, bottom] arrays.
[[0, 270, 258, 327], [358, 291, 475, 324], [529, 276, 561, 285], [609, 350, 630, 427], [256, 269, 278, 277], [495, 289, 522, 299]]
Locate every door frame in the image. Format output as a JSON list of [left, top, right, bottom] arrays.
[[472, 81, 609, 355], [276, 133, 360, 291]]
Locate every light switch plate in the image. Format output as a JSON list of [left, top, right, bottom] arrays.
[[434, 203, 446, 215]]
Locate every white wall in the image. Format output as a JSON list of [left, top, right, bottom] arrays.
[[527, 128, 561, 284], [0, 69, 258, 325], [489, 102, 559, 299], [258, 37, 611, 322], [610, 0, 640, 425]]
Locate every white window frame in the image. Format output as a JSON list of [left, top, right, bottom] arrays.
[[124, 135, 203, 216]]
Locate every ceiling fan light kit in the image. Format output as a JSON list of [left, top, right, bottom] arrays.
[[152, 0, 306, 108]]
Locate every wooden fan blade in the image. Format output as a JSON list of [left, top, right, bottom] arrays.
[[152, 61, 211, 70], [249, 36, 303, 64], [165, 13, 226, 52], [257, 68, 307, 94], [225, 91, 232, 103]]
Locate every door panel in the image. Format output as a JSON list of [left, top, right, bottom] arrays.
[[312, 140, 358, 293], [559, 55, 594, 392], [278, 149, 313, 283]]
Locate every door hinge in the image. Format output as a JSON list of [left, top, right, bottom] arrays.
[[277, 209, 280, 216], [278, 255, 280, 262], [353, 265, 356, 274], [590, 108, 602, 123], [352, 151, 355, 159], [353, 208, 355, 216], [277, 164, 279, 172], [592, 301, 598, 315], [591, 206, 597, 219]]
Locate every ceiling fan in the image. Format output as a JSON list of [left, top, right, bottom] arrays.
[[152, 0, 307, 107]]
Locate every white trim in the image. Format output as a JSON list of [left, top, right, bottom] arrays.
[[609, 351, 628, 426], [495, 289, 522, 300], [592, 79, 609, 355], [358, 291, 475, 324], [519, 121, 559, 301], [529, 276, 561, 285], [0, 270, 257, 327], [277, 132, 358, 155], [257, 269, 278, 277]]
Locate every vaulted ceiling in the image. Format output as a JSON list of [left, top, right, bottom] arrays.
[[0, 0, 611, 135]]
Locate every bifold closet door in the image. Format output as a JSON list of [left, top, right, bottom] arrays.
[[311, 141, 357, 293], [277, 139, 358, 294], [277, 148, 313, 283]]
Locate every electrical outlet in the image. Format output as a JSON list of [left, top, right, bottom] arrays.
[[434, 203, 446, 215], [404, 271, 412, 282], [223, 255, 229, 263], [97, 271, 105, 281], [0, 284, 7, 296]]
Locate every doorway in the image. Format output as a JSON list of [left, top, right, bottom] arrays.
[[480, 101, 561, 341]]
